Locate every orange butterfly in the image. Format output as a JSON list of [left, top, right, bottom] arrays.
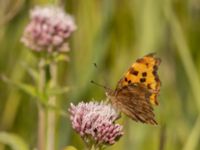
[[106, 53, 161, 125]]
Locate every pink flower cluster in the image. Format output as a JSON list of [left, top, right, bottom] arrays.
[[21, 5, 76, 52], [69, 101, 123, 145]]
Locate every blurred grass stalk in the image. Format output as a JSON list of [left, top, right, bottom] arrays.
[[164, 0, 200, 149], [0, 51, 34, 150], [0, 0, 25, 26], [0, 0, 27, 149], [183, 116, 200, 150]]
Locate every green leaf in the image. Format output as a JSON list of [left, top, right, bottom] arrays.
[[1, 75, 36, 96], [16, 83, 38, 97], [21, 62, 39, 83], [1, 75, 47, 102], [0, 132, 29, 150], [63, 146, 77, 150]]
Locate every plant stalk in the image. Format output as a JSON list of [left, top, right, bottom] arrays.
[[46, 61, 57, 150], [38, 58, 46, 150]]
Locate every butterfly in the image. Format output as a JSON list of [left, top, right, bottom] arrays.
[[106, 53, 161, 125]]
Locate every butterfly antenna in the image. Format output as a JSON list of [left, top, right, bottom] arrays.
[[93, 62, 108, 84], [90, 80, 109, 90], [92, 63, 105, 88]]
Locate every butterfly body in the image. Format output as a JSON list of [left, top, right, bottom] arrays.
[[107, 53, 161, 125]]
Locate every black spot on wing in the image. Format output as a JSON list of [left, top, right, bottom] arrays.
[[125, 77, 128, 82], [129, 68, 139, 76], [142, 72, 147, 77], [140, 78, 146, 83]]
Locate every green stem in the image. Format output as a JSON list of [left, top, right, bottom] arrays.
[[90, 145, 96, 150], [38, 58, 46, 150], [46, 61, 57, 150]]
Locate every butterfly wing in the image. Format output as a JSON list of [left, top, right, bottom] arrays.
[[116, 53, 161, 105], [111, 83, 157, 125]]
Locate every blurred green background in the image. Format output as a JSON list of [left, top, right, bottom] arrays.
[[0, 0, 200, 150]]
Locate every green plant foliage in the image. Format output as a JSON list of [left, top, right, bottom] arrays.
[[0, 132, 29, 150], [0, 0, 200, 150]]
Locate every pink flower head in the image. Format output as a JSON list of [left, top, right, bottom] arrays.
[[21, 5, 77, 52], [69, 101, 123, 146]]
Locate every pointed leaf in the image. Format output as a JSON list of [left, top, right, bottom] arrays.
[[16, 83, 38, 97], [0, 132, 29, 150], [1, 75, 47, 102], [20, 62, 39, 82]]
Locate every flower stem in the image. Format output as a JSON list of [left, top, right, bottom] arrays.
[[46, 61, 57, 150], [38, 58, 46, 150]]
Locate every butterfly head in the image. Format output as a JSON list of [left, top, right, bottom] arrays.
[[105, 88, 114, 98]]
